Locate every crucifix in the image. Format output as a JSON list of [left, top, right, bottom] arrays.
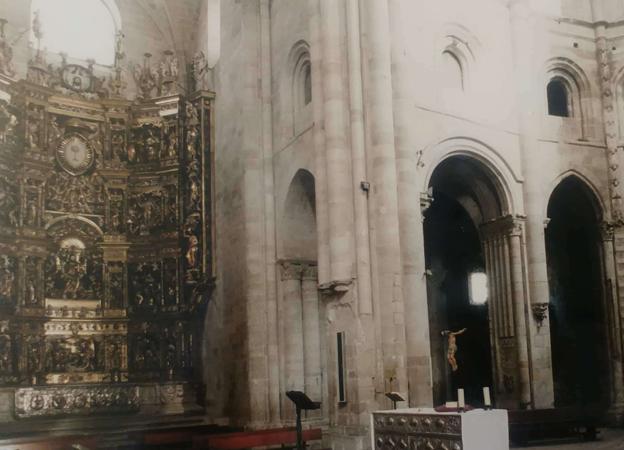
[[441, 328, 467, 372]]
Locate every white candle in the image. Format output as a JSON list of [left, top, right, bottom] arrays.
[[457, 389, 465, 409], [483, 387, 491, 407]]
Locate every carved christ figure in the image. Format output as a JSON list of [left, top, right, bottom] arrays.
[[441, 328, 467, 372]]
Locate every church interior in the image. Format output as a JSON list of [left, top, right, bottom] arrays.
[[1, 0, 624, 449]]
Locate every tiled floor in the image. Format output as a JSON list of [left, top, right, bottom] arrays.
[[521, 429, 624, 449]]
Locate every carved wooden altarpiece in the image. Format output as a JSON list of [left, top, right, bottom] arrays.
[[0, 40, 215, 422]]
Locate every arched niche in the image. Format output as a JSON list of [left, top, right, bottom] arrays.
[[281, 169, 317, 261]]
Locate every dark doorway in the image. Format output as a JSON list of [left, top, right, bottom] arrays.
[[425, 156, 500, 408], [546, 177, 608, 407]]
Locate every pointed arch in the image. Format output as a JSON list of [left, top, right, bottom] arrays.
[[546, 171, 605, 222]]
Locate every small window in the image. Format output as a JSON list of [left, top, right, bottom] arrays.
[[547, 79, 569, 117], [468, 272, 488, 305], [337, 331, 346, 403], [441, 50, 464, 91], [303, 63, 312, 105]]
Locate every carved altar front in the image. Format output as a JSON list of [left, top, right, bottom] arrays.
[[0, 39, 214, 421]]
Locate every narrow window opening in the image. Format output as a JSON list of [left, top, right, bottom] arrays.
[[547, 79, 569, 117], [468, 271, 488, 305], [337, 331, 346, 403], [441, 50, 464, 91], [303, 63, 312, 105]]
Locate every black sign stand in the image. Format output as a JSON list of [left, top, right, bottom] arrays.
[[286, 391, 321, 450], [385, 392, 405, 410]]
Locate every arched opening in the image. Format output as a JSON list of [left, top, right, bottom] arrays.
[[282, 169, 316, 260], [425, 155, 507, 407], [303, 63, 312, 106], [31, 0, 118, 66], [547, 79, 570, 117], [546, 176, 609, 407], [441, 50, 464, 91], [279, 169, 322, 419]]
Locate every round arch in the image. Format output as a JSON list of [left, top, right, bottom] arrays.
[[421, 137, 520, 218]]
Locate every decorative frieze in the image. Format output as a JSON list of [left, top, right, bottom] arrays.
[[14, 385, 140, 418]]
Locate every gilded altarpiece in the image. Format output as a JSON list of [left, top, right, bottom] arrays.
[[0, 70, 214, 421]]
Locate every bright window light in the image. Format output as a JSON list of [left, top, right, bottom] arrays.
[[469, 272, 488, 305], [31, 0, 117, 66]]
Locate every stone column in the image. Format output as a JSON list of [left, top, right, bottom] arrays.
[[308, 0, 330, 285], [346, 0, 373, 315], [481, 216, 532, 409], [362, 0, 408, 398], [319, 0, 355, 284], [387, 0, 433, 406], [280, 262, 305, 397], [302, 264, 322, 415], [509, 219, 532, 408], [259, 0, 281, 424], [600, 223, 624, 414], [509, 0, 554, 408]]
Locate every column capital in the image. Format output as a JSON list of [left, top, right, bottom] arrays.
[[278, 261, 304, 281], [301, 263, 318, 281], [480, 214, 525, 240]]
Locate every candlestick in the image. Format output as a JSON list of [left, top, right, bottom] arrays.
[[457, 388, 465, 411], [483, 387, 491, 409]]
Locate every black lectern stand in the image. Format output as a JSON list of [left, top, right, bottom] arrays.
[[286, 391, 321, 450], [385, 391, 405, 410]]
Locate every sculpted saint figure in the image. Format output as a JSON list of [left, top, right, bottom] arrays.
[[441, 328, 467, 372]]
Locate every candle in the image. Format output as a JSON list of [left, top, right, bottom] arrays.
[[457, 388, 465, 409], [483, 387, 491, 408]]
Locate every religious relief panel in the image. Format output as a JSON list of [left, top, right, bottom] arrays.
[[128, 124, 162, 164], [43, 335, 101, 374], [130, 322, 161, 378], [162, 120, 179, 161], [45, 220, 103, 300], [128, 261, 162, 310], [45, 172, 105, 217], [127, 190, 163, 236]]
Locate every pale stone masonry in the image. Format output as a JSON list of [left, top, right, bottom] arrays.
[[1, 0, 624, 448]]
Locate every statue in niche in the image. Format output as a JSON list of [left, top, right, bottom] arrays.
[[186, 125, 198, 161], [145, 127, 160, 161], [0, 19, 16, 77], [0, 256, 15, 303], [0, 100, 18, 144], [0, 181, 17, 227], [188, 175, 201, 211], [26, 196, 38, 226], [441, 328, 467, 372], [27, 279, 36, 304], [186, 235, 199, 269], [127, 143, 136, 163], [165, 126, 177, 159], [48, 116, 64, 146], [0, 333, 10, 373]]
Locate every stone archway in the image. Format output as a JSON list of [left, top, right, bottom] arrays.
[[546, 176, 609, 408], [424, 155, 529, 409], [278, 169, 322, 420]]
